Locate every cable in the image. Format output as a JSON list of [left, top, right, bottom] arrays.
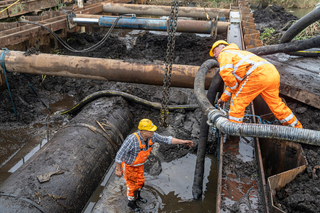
[[18, 16, 121, 53], [0, 192, 47, 213], [55, 90, 199, 115], [23, 74, 53, 113]]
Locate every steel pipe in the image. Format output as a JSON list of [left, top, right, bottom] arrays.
[[102, 3, 230, 19], [0, 97, 133, 213], [0, 50, 218, 89], [72, 15, 229, 34]]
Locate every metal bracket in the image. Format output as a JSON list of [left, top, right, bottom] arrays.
[[210, 16, 218, 39], [67, 13, 77, 30]]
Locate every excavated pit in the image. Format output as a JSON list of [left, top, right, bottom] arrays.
[[0, 6, 320, 212]]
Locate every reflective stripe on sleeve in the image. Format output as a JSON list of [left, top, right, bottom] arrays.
[[224, 90, 231, 96], [279, 113, 295, 123], [130, 163, 144, 167], [220, 64, 233, 71], [229, 81, 238, 90], [229, 116, 243, 122]]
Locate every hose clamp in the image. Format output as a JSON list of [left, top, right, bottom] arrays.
[[206, 109, 226, 126]]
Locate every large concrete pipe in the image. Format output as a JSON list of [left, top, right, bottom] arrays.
[[0, 50, 218, 89], [102, 3, 230, 20], [72, 15, 230, 34], [0, 96, 133, 213]]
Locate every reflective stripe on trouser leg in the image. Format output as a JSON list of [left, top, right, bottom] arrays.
[[123, 164, 145, 200], [229, 74, 264, 123], [259, 67, 303, 129]]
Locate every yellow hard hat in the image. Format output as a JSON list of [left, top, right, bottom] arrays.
[[138, 119, 157, 131], [209, 40, 229, 57]]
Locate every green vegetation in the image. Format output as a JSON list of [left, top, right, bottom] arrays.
[[260, 21, 320, 45], [293, 21, 320, 40]]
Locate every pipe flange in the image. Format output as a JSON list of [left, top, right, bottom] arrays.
[[207, 109, 226, 127]]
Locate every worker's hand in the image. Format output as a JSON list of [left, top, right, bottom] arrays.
[[116, 168, 122, 177], [217, 99, 225, 108], [182, 140, 193, 147]]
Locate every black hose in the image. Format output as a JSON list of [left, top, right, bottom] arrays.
[[280, 7, 320, 43], [280, 7, 320, 57], [193, 60, 220, 116], [192, 69, 223, 200], [247, 35, 320, 56], [55, 90, 199, 115]]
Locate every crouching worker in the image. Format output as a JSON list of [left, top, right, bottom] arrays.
[[115, 119, 193, 212], [209, 40, 302, 128]]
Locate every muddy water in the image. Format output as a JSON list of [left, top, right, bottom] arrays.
[[0, 94, 76, 185], [286, 7, 315, 18], [87, 153, 217, 213]]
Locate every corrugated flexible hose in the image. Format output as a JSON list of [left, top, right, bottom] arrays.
[[194, 59, 320, 146]]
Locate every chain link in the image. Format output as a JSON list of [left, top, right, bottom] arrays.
[[160, 0, 179, 127]]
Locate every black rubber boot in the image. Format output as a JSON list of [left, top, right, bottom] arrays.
[[128, 200, 142, 212], [137, 191, 148, 203]]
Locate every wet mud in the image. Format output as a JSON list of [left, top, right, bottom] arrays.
[[252, 4, 320, 213], [253, 5, 298, 31], [0, 9, 319, 212], [91, 153, 217, 213]]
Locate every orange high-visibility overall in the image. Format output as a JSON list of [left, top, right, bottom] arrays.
[[122, 132, 153, 200], [218, 43, 302, 128]]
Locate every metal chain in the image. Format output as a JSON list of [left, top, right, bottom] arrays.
[[160, 0, 179, 127]]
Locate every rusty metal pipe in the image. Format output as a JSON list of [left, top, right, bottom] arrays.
[[0, 50, 218, 89], [73, 15, 229, 34], [102, 3, 230, 19]]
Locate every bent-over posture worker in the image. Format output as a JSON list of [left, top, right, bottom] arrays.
[[115, 119, 193, 212], [209, 40, 302, 128]]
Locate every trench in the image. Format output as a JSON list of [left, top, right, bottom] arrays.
[[1, 3, 320, 213]]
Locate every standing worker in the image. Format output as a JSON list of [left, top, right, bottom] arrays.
[[115, 118, 193, 212], [209, 40, 302, 128]]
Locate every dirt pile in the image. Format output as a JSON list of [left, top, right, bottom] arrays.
[[253, 5, 298, 31]]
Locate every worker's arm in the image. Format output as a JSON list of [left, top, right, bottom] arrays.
[[114, 134, 135, 177], [152, 133, 193, 147], [116, 162, 122, 177], [218, 52, 238, 102], [171, 138, 193, 147]]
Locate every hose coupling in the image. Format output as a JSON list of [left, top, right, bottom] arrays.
[[206, 109, 226, 126]]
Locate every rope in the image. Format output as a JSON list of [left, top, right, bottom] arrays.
[[0, 48, 17, 116], [0, 0, 20, 15]]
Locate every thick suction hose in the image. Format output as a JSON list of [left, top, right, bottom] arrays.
[[280, 6, 320, 57], [194, 60, 320, 146], [280, 7, 320, 43], [192, 70, 223, 200], [248, 35, 320, 56], [55, 90, 198, 115]]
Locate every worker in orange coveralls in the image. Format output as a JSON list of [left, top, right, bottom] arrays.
[[209, 40, 302, 128], [115, 119, 193, 212]]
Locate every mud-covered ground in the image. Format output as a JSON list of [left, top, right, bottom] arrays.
[[0, 31, 226, 170], [253, 5, 299, 31], [1, 6, 320, 212], [253, 4, 320, 213]]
